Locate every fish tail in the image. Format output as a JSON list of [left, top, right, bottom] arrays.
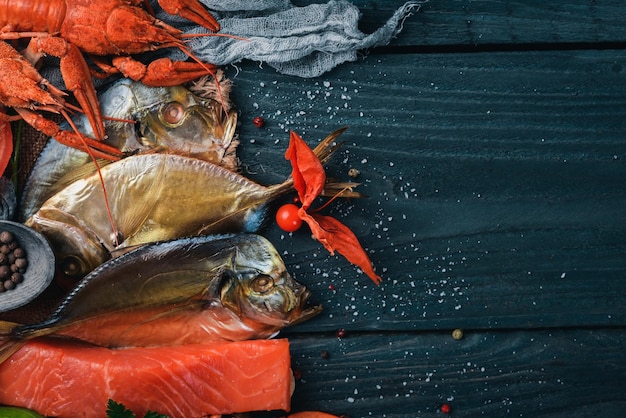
[[0, 320, 26, 365], [321, 179, 365, 199], [268, 176, 296, 200], [313, 126, 348, 165], [269, 127, 366, 200], [0, 320, 20, 336], [0, 340, 27, 365], [315, 128, 366, 198]]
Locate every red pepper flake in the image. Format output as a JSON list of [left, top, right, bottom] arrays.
[[440, 403, 452, 414], [336, 329, 346, 339], [284, 131, 382, 285], [252, 116, 265, 127], [293, 369, 302, 380], [328, 284, 336, 291]]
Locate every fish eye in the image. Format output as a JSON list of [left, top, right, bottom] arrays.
[[251, 275, 275, 294], [160, 102, 185, 125], [59, 255, 86, 279]]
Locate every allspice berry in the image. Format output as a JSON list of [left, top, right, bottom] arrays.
[[0, 231, 13, 244], [0, 230, 28, 292], [11, 272, 23, 284], [0, 265, 10, 279], [348, 168, 360, 178]]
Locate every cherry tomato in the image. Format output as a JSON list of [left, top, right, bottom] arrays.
[[276, 203, 302, 232]]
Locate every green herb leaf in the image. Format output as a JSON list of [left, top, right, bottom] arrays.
[[106, 400, 170, 418], [144, 411, 170, 418], [106, 400, 135, 418]]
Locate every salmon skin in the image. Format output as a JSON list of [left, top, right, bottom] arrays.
[[0, 234, 321, 363], [0, 338, 293, 418]]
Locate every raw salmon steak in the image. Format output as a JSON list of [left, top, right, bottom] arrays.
[[0, 338, 293, 418]]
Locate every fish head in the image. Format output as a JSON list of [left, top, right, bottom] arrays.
[[213, 235, 321, 328], [218, 269, 321, 328], [94, 79, 238, 168], [131, 84, 238, 167]]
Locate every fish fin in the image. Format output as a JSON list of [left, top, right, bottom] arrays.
[[0, 320, 25, 365], [116, 155, 169, 245], [321, 179, 366, 199], [0, 320, 20, 336], [0, 340, 27, 365], [265, 127, 364, 201], [57, 159, 113, 188], [109, 244, 144, 258], [312, 127, 348, 165], [312, 128, 366, 198]]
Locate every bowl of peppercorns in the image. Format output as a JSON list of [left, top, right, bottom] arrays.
[[0, 220, 55, 312]]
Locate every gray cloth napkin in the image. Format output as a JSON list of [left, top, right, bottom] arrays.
[[157, 0, 426, 77]]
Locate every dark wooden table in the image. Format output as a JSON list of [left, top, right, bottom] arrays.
[[224, 1, 626, 416]]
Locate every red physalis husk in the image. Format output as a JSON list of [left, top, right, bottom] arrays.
[[285, 131, 382, 285]]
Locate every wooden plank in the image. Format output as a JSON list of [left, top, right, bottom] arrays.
[[282, 329, 626, 417], [294, 0, 626, 47], [225, 49, 626, 333]]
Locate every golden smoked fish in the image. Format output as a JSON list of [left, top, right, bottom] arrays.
[[26, 129, 354, 286], [20, 78, 238, 221], [26, 153, 292, 284], [0, 234, 321, 364]]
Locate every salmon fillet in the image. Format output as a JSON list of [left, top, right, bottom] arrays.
[[0, 338, 293, 418]]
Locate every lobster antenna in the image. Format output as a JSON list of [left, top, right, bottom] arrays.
[[61, 110, 120, 247], [64, 102, 135, 124], [180, 33, 248, 41]]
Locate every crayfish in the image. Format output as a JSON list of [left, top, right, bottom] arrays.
[[0, 0, 221, 163]]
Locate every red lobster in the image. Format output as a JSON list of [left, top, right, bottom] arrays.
[[0, 0, 220, 160]]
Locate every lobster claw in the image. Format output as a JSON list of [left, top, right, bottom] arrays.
[[0, 40, 117, 159], [27, 37, 106, 142], [157, 0, 220, 31], [58, 42, 106, 141], [111, 56, 217, 87]]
